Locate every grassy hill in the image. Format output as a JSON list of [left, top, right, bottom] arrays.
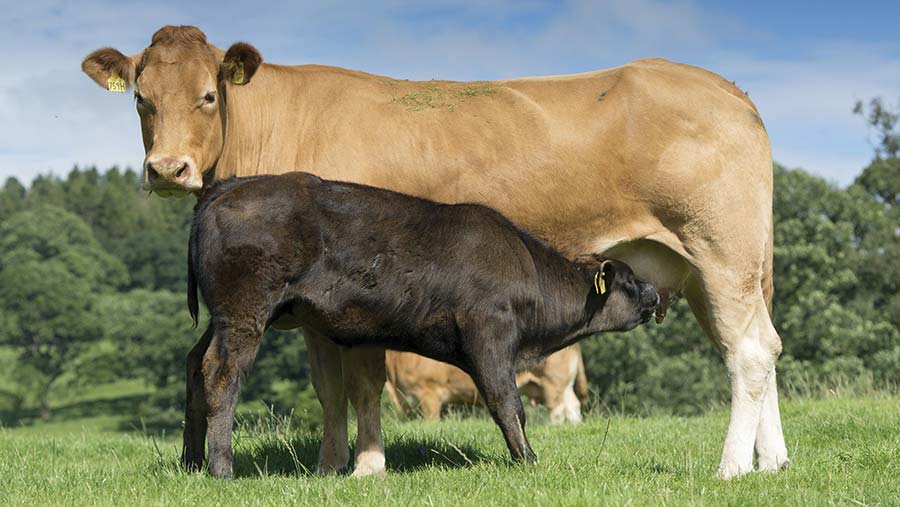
[[1, 394, 897, 506]]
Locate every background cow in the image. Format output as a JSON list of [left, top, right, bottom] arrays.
[[82, 24, 786, 479], [385, 346, 588, 424]]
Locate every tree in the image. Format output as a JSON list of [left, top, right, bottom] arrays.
[[855, 97, 900, 159], [0, 205, 127, 419], [0, 177, 26, 223]]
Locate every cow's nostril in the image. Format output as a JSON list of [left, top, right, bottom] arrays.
[[147, 165, 159, 182], [175, 165, 186, 179]]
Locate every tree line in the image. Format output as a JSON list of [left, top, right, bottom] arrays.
[[0, 101, 897, 426]]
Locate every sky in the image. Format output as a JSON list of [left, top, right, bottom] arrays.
[[2, 0, 899, 187]]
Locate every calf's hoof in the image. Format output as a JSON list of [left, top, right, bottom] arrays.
[[350, 450, 387, 477], [208, 462, 233, 479], [180, 451, 204, 472], [513, 449, 539, 465]]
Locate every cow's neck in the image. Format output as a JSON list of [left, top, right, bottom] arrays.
[[215, 64, 316, 179]]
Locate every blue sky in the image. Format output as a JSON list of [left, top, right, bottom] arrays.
[[2, 0, 899, 186]]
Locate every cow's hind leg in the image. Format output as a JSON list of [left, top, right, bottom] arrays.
[[182, 324, 213, 471], [755, 366, 789, 471], [685, 269, 783, 479], [202, 321, 265, 479], [306, 331, 350, 474], [342, 347, 387, 477], [755, 264, 790, 472]]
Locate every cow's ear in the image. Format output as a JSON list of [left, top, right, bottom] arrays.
[[221, 42, 262, 86], [82, 48, 140, 92]]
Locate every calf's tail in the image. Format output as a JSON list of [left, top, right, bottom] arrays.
[[187, 226, 199, 329]]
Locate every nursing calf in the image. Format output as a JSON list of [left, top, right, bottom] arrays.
[[187, 172, 658, 478]]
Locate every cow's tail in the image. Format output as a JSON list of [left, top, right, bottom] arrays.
[[187, 224, 199, 329], [384, 380, 411, 417], [574, 347, 589, 402]]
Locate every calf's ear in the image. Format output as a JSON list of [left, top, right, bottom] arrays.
[[221, 42, 262, 86], [594, 260, 615, 295], [82, 48, 141, 92]]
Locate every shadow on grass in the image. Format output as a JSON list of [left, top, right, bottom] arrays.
[[231, 433, 491, 478]]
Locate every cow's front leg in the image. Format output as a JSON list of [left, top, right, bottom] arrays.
[[342, 346, 387, 477], [306, 331, 350, 474]]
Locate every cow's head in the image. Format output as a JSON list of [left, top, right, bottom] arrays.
[[82, 26, 262, 197], [577, 255, 659, 332]]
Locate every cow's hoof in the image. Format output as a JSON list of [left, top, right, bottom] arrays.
[[757, 457, 790, 473], [717, 461, 753, 480], [316, 463, 347, 476], [350, 451, 387, 477], [208, 464, 233, 479]]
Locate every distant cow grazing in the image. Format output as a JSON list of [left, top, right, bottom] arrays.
[[187, 172, 658, 478], [83, 25, 786, 478], [385, 345, 588, 424]]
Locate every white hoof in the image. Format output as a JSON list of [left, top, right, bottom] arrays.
[[350, 450, 386, 477], [757, 456, 790, 473], [718, 461, 753, 480]]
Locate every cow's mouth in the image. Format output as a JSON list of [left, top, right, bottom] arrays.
[[147, 186, 195, 199]]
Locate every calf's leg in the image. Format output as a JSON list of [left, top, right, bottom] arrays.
[[471, 358, 536, 463], [306, 331, 350, 474], [341, 346, 387, 477], [182, 324, 213, 470], [202, 322, 264, 479]]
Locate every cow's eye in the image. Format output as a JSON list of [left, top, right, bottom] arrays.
[[135, 93, 145, 106], [203, 92, 216, 105]]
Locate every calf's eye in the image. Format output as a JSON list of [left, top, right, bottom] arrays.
[[203, 92, 216, 105]]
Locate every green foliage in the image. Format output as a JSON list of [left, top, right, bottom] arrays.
[[854, 96, 900, 159], [0, 205, 127, 419]]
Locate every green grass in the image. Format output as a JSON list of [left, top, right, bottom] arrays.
[[1, 396, 898, 506]]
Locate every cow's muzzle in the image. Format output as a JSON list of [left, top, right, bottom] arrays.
[[143, 155, 202, 197]]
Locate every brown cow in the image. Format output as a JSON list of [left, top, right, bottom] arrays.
[[385, 346, 588, 424], [82, 25, 787, 479]]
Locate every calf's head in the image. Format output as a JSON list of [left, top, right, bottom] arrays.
[[580, 256, 659, 332], [82, 25, 262, 197]]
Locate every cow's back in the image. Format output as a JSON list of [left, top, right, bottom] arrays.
[[216, 58, 770, 260]]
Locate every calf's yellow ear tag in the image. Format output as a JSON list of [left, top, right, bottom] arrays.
[[107, 73, 127, 93], [231, 62, 245, 85], [594, 261, 609, 295]]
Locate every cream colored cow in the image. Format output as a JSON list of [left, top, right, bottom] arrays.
[[82, 25, 786, 479], [386, 346, 588, 424]]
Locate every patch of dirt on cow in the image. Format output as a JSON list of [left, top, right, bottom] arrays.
[[392, 83, 497, 112]]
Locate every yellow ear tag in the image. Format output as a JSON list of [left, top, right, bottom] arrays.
[[107, 73, 127, 93], [231, 62, 245, 85], [594, 261, 609, 295]]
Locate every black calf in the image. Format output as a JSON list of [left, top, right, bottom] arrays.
[[186, 172, 658, 477]]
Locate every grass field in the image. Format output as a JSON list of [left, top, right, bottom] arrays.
[[1, 394, 898, 506]]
